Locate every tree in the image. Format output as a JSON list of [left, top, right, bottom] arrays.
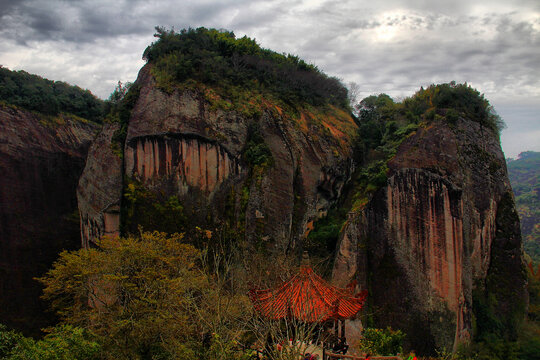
[[188, 246, 255, 360], [0, 67, 104, 122], [347, 81, 361, 110], [38, 232, 207, 360]]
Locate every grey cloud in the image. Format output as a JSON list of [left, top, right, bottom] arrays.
[[229, 1, 291, 30], [0, 0, 23, 18], [0, 0, 265, 44], [0, 0, 538, 155]]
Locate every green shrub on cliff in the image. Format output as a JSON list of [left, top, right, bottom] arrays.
[[242, 123, 273, 181], [142, 27, 349, 111], [121, 179, 187, 235], [349, 82, 505, 211], [104, 81, 142, 157], [402, 82, 505, 134]]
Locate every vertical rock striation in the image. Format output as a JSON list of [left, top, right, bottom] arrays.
[[125, 135, 242, 195], [333, 118, 527, 353]]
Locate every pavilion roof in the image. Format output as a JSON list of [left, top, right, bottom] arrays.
[[248, 265, 367, 323]]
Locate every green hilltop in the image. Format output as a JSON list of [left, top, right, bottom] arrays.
[[0, 67, 104, 123], [142, 27, 350, 114]]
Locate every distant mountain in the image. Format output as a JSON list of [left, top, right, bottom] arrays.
[[507, 151, 540, 263]]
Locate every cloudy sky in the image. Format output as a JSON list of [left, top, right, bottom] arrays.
[[1, 0, 539, 158]]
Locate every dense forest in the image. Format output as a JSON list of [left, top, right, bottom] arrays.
[[507, 151, 540, 263], [143, 27, 350, 112], [0, 66, 104, 122]]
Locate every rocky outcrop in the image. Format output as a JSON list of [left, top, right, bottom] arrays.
[[333, 119, 527, 353], [0, 104, 98, 334], [78, 65, 357, 250], [77, 123, 122, 248]]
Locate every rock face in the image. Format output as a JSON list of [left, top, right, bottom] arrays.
[[0, 104, 98, 334], [333, 119, 527, 353], [77, 123, 122, 248], [78, 64, 356, 250], [125, 135, 242, 195]]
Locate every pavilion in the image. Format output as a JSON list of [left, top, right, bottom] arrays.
[[248, 255, 367, 340]]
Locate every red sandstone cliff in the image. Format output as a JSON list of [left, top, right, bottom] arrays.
[[333, 118, 527, 353], [76, 64, 526, 355], [78, 64, 357, 250], [0, 104, 98, 334]]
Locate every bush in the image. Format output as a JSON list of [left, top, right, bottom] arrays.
[[122, 179, 187, 235], [37, 231, 255, 359], [403, 82, 505, 134], [357, 327, 405, 356], [0, 324, 23, 358], [37, 232, 206, 359], [0, 324, 100, 360]]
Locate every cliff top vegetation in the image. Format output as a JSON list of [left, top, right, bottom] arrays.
[[357, 82, 505, 135], [142, 27, 350, 111], [350, 82, 506, 208], [0, 66, 104, 123]]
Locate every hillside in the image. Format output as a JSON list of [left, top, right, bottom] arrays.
[[76, 27, 526, 357], [0, 66, 105, 123], [332, 85, 526, 354], [507, 151, 540, 263]]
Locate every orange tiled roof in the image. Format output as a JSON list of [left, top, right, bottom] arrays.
[[249, 265, 367, 322]]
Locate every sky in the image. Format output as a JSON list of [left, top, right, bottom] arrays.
[[1, 0, 539, 158]]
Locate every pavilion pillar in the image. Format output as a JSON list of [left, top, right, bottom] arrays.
[[340, 320, 346, 339]]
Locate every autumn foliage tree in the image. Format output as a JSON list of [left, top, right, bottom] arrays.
[[38, 232, 207, 359], [37, 231, 260, 360]]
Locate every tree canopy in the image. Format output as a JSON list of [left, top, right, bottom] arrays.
[[37, 231, 253, 360], [38, 232, 205, 359], [142, 27, 349, 109]]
